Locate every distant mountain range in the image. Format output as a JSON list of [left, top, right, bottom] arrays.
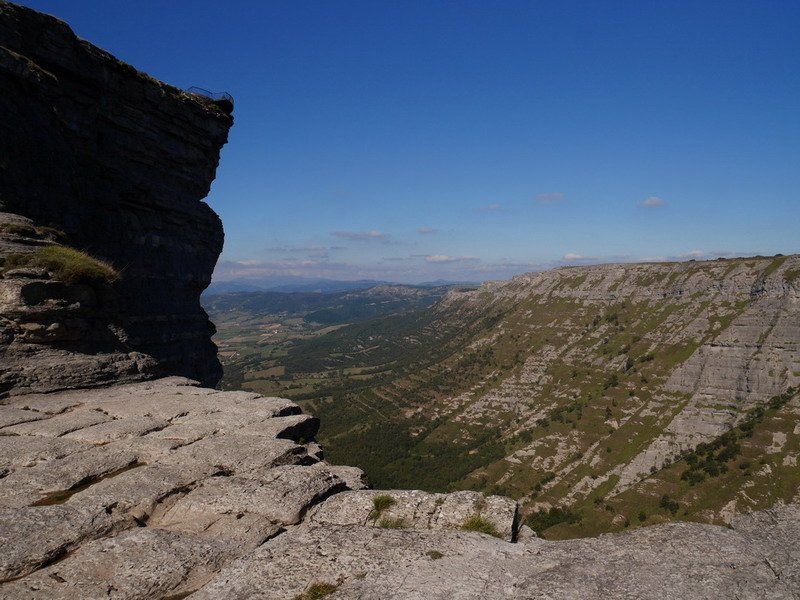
[[204, 276, 479, 296]]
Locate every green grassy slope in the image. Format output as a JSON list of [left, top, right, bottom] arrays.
[[213, 255, 800, 538]]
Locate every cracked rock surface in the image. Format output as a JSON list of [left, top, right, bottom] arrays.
[[1, 378, 798, 599]]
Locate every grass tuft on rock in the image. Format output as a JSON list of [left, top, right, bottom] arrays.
[[377, 516, 407, 529], [28, 246, 118, 284], [369, 493, 396, 520], [0, 222, 37, 237], [293, 582, 338, 600], [460, 515, 500, 537]]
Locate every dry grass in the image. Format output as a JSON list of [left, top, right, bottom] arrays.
[[2, 246, 118, 284]]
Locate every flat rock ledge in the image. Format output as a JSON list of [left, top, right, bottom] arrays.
[[0, 379, 798, 599]]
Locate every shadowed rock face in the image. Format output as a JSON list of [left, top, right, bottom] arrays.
[[0, 2, 232, 390]]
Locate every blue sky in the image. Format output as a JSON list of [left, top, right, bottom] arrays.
[[20, 1, 800, 283]]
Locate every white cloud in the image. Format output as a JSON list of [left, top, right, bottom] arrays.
[[267, 245, 326, 253], [332, 230, 387, 241], [536, 192, 565, 204], [679, 249, 704, 258], [563, 253, 587, 260], [417, 227, 439, 234], [425, 255, 479, 263], [640, 196, 666, 208]]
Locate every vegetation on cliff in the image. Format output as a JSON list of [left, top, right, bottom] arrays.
[[2, 246, 119, 285], [213, 255, 800, 539]]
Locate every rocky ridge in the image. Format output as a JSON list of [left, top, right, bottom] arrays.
[[442, 256, 800, 498]]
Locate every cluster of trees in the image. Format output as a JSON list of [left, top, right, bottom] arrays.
[[680, 386, 797, 485], [525, 506, 582, 536]]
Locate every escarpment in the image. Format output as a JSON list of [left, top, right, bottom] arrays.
[[0, 1, 232, 394], [1, 3, 799, 599]]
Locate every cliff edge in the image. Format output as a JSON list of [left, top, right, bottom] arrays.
[[0, 1, 232, 394], [1, 4, 798, 599]]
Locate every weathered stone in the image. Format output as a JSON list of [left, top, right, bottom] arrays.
[[238, 413, 320, 441], [62, 416, 169, 444], [0, 405, 45, 428], [1, 529, 227, 599], [2, 410, 112, 438], [0, 436, 91, 470], [0, 443, 139, 507], [0, 502, 126, 582], [0, 378, 798, 598], [191, 513, 800, 600], [159, 465, 346, 530], [308, 489, 518, 541]]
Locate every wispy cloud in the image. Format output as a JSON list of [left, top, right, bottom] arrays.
[[563, 252, 591, 261], [267, 245, 331, 253], [417, 227, 439, 235], [639, 196, 666, 208], [678, 249, 704, 258], [536, 192, 565, 204], [425, 255, 479, 263], [485, 203, 502, 211], [332, 230, 388, 241]]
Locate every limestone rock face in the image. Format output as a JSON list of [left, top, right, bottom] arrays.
[[307, 488, 518, 541], [1, 379, 798, 599], [436, 255, 800, 503], [0, 2, 232, 392]]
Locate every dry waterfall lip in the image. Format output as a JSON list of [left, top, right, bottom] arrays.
[[0, 2, 799, 599]]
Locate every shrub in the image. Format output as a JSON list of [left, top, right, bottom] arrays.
[[426, 550, 444, 560], [294, 582, 338, 600], [659, 494, 680, 515], [460, 515, 500, 537], [377, 516, 407, 529], [370, 494, 396, 520], [526, 507, 581, 535]]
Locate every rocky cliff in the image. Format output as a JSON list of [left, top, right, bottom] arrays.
[[1, 3, 799, 599], [0, 1, 232, 393], [1, 378, 799, 599]]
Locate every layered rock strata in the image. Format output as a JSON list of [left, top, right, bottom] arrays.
[[437, 255, 800, 502], [0, 1, 232, 391], [0, 378, 797, 599]]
